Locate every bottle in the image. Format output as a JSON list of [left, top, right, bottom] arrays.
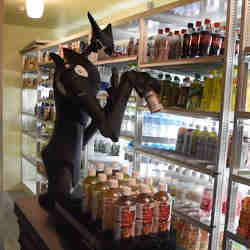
[[173, 30, 182, 59], [134, 39, 139, 56], [210, 22, 223, 56], [200, 178, 213, 218], [177, 77, 191, 108], [162, 27, 170, 61], [111, 162, 120, 176], [176, 123, 186, 153], [171, 76, 180, 107], [183, 23, 194, 58], [91, 173, 109, 222], [154, 29, 164, 61], [190, 21, 202, 58], [196, 126, 210, 160], [219, 26, 226, 56], [153, 183, 172, 233], [191, 125, 201, 157], [96, 163, 105, 176], [105, 167, 113, 180], [127, 37, 135, 56], [102, 179, 122, 231], [199, 19, 212, 57], [121, 166, 130, 179], [147, 36, 154, 62], [135, 184, 155, 236], [116, 172, 128, 188], [113, 187, 136, 240], [82, 168, 97, 213], [167, 32, 174, 59], [128, 178, 140, 198], [144, 177, 154, 193], [182, 123, 194, 155]]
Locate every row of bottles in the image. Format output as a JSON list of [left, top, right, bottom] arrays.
[[176, 124, 218, 162], [35, 102, 56, 122], [159, 72, 223, 112], [82, 167, 172, 240], [94, 138, 121, 156]]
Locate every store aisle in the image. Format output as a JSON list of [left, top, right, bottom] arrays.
[[0, 190, 32, 250]]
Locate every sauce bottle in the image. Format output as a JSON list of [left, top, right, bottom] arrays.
[[91, 173, 109, 222], [210, 22, 223, 56], [177, 77, 191, 108], [167, 32, 174, 59], [220, 26, 226, 56], [162, 27, 170, 61], [135, 184, 155, 236], [153, 183, 172, 233], [102, 179, 122, 231], [82, 168, 96, 214], [190, 21, 202, 58], [199, 19, 212, 57], [174, 30, 182, 59], [182, 23, 194, 58], [154, 29, 164, 61], [113, 187, 136, 240]]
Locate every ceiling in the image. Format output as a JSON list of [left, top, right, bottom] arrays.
[[4, 0, 147, 30]]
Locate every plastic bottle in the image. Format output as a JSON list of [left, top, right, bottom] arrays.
[[207, 127, 217, 162], [196, 126, 209, 160], [191, 125, 201, 157], [127, 37, 135, 56], [154, 29, 164, 61], [176, 123, 186, 153], [128, 178, 140, 198], [183, 23, 194, 58], [135, 184, 155, 236], [210, 22, 223, 56], [134, 39, 139, 56], [182, 123, 194, 155], [121, 166, 130, 179], [102, 179, 122, 231], [219, 26, 226, 56], [144, 177, 154, 193], [180, 29, 187, 56], [167, 32, 174, 59], [153, 183, 172, 233], [173, 30, 182, 59], [113, 187, 136, 240], [177, 77, 191, 108], [91, 173, 109, 221], [199, 19, 212, 57], [190, 21, 202, 58]]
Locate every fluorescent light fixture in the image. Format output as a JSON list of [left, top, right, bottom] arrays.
[[26, 0, 44, 19]]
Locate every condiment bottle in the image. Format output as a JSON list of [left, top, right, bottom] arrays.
[[183, 23, 194, 58], [153, 183, 172, 233], [128, 178, 140, 198], [210, 22, 223, 56], [199, 19, 212, 57], [91, 173, 109, 222], [190, 21, 202, 58], [162, 27, 170, 61], [113, 187, 136, 240], [135, 184, 155, 236], [82, 168, 96, 214], [102, 179, 122, 231]]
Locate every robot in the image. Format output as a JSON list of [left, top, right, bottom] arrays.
[[39, 12, 162, 210]]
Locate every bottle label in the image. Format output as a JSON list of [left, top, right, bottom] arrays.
[[114, 205, 136, 240], [82, 183, 90, 213], [102, 196, 119, 231], [135, 203, 154, 236], [153, 200, 172, 233]]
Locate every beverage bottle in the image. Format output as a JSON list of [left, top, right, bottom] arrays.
[[219, 26, 226, 56], [199, 19, 212, 57], [180, 29, 187, 56], [113, 187, 136, 240], [116, 172, 128, 188], [174, 30, 182, 59], [121, 166, 130, 179], [128, 178, 140, 198], [190, 21, 202, 57], [182, 123, 194, 155], [207, 127, 217, 162], [200, 74, 213, 111], [135, 184, 155, 236], [127, 37, 135, 56], [154, 29, 164, 61], [105, 167, 113, 180], [191, 125, 200, 157], [235, 30, 240, 57], [171, 76, 180, 106], [82, 168, 97, 214], [96, 163, 105, 176], [162, 27, 170, 61], [196, 126, 209, 160], [132, 171, 141, 185], [102, 179, 122, 231], [144, 177, 154, 193], [177, 77, 191, 108], [91, 173, 109, 222], [210, 22, 223, 56], [176, 123, 186, 153], [183, 23, 194, 58], [153, 183, 172, 233]]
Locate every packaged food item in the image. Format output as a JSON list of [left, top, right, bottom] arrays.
[[102, 179, 122, 231], [135, 184, 155, 236], [153, 183, 172, 233], [113, 187, 136, 240], [82, 168, 96, 213], [91, 174, 109, 221]]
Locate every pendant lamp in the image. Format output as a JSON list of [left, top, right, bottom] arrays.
[[26, 0, 44, 19]]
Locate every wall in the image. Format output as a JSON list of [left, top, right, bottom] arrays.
[[2, 24, 59, 191]]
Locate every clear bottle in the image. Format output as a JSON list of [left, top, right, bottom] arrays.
[[191, 125, 201, 157], [182, 123, 194, 155], [113, 187, 136, 240], [102, 179, 122, 231], [135, 184, 155, 236], [153, 183, 172, 233], [196, 126, 210, 160], [91, 173, 109, 222], [82, 168, 97, 213]]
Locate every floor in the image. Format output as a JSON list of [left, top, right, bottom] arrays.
[[0, 188, 32, 250]]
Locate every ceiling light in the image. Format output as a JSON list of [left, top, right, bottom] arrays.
[[25, 0, 44, 19]]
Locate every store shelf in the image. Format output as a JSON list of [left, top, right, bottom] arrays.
[[37, 98, 54, 103], [22, 69, 39, 74], [39, 62, 55, 68], [173, 208, 212, 233], [22, 153, 37, 167], [22, 111, 36, 117], [135, 146, 216, 176], [22, 130, 37, 139], [225, 231, 250, 248], [231, 174, 250, 186], [120, 131, 134, 140], [140, 56, 224, 75], [96, 55, 137, 65], [142, 136, 176, 144]]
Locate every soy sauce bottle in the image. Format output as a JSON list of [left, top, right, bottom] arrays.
[[210, 22, 223, 56], [190, 21, 202, 58], [182, 23, 194, 58], [199, 19, 212, 57]]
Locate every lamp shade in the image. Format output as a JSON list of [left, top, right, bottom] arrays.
[[26, 0, 44, 19]]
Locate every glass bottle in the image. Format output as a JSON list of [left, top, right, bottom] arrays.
[[199, 19, 212, 57], [210, 22, 223, 56], [190, 21, 202, 58]]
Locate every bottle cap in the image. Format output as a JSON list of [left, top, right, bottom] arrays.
[[98, 173, 107, 182], [214, 22, 220, 28], [158, 29, 163, 34], [188, 23, 194, 28], [165, 27, 170, 33], [159, 183, 167, 192], [88, 168, 96, 177], [196, 21, 202, 27], [140, 184, 150, 194], [109, 179, 119, 188], [128, 178, 136, 187], [181, 29, 187, 34], [97, 163, 104, 170], [116, 172, 124, 180], [205, 19, 211, 25], [122, 166, 129, 175], [133, 171, 140, 178], [145, 177, 153, 185], [105, 167, 112, 176], [174, 30, 180, 35], [123, 187, 132, 196]]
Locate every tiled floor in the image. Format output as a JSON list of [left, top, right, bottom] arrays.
[[0, 189, 32, 250]]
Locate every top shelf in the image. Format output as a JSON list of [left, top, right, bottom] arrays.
[[95, 55, 137, 66]]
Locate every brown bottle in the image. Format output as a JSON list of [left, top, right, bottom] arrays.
[[91, 174, 109, 222], [153, 183, 172, 233], [114, 187, 136, 240], [102, 179, 122, 231], [135, 184, 155, 236]]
